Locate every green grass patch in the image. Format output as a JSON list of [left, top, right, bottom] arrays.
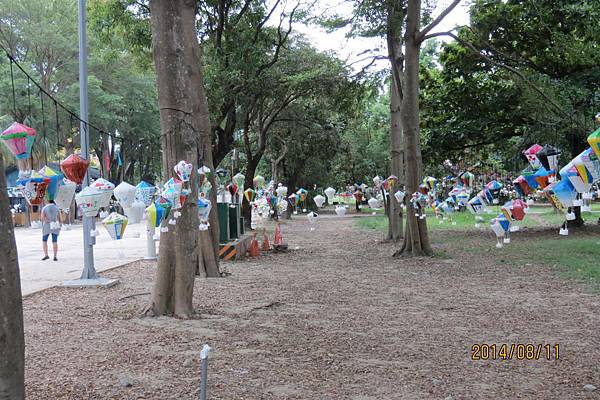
[[356, 211, 600, 286]]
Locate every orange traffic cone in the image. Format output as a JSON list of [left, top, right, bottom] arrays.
[[248, 233, 260, 257], [261, 228, 271, 251], [273, 223, 283, 245]]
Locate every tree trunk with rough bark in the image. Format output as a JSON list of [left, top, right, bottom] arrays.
[[387, 73, 404, 241], [0, 151, 25, 400], [386, 0, 405, 242], [396, 0, 432, 256], [146, 0, 213, 317]]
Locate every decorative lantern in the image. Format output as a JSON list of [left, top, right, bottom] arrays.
[[17, 171, 49, 206], [423, 176, 438, 191], [232, 172, 245, 188], [523, 144, 543, 169], [60, 154, 90, 184], [162, 178, 184, 209], [197, 197, 212, 223], [324, 187, 336, 204], [275, 184, 287, 198], [75, 186, 105, 217], [588, 127, 600, 159], [146, 197, 172, 227], [459, 172, 474, 188], [54, 179, 77, 210], [198, 165, 212, 186], [536, 144, 561, 172], [124, 199, 145, 224], [368, 197, 379, 209], [227, 182, 238, 198], [38, 165, 63, 201], [0, 122, 36, 159], [313, 194, 326, 208], [244, 188, 256, 203], [135, 181, 156, 206], [90, 178, 115, 209], [174, 160, 193, 182], [113, 181, 137, 208], [253, 175, 266, 189], [394, 190, 405, 204], [296, 188, 307, 202], [335, 205, 346, 216], [102, 212, 128, 240]]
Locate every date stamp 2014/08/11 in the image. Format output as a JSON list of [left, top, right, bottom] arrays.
[[471, 343, 560, 361]]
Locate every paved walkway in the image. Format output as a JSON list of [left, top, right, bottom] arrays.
[[15, 222, 150, 295]]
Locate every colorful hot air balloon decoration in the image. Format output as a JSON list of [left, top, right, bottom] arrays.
[[197, 197, 212, 228], [460, 172, 474, 188], [383, 175, 398, 190], [533, 167, 551, 189], [422, 176, 437, 192], [162, 178, 184, 209], [523, 144, 543, 169], [147, 197, 172, 228], [536, 145, 561, 172], [198, 165, 212, 186], [253, 175, 266, 189], [244, 188, 256, 203], [60, 154, 90, 184], [227, 182, 238, 199], [38, 165, 63, 201], [75, 186, 106, 217], [174, 160, 193, 182], [0, 122, 36, 160], [90, 178, 115, 209], [17, 171, 50, 206], [102, 212, 128, 240], [54, 179, 76, 210], [588, 127, 600, 159], [135, 181, 156, 206]]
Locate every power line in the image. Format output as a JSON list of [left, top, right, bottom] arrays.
[[1, 46, 125, 143]]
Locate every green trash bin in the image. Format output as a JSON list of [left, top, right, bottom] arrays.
[[229, 204, 240, 240], [217, 203, 229, 243]]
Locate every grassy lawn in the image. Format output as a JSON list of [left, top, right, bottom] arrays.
[[356, 205, 600, 286]]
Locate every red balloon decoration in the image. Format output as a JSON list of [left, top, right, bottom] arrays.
[[227, 182, 238, 197], [60, 154, 90, 184]]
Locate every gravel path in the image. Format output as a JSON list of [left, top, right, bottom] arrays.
[[23, 214, 600, 399]]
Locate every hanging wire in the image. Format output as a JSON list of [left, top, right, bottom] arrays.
[[54, 99, 60, 155], [40, 89, 47, 165], [1, 49, 125, 143], [27, 77, 32, 118], [9, 58, 17, 117]]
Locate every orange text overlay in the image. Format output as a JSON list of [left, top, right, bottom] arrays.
[[471, 343, 559, 361]]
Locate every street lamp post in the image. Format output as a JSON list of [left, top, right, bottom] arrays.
[[78, 0, 97, 280], [63, 0, 117, 288]]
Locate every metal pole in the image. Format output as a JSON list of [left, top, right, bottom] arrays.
[[78, 0, 97, 279], [200, 344, 211, 400]]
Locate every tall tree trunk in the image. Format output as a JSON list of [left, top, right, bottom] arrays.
[[387, 73, 404, 241], [0, 151, 25, 400], [146, 0, 207, 317], [397, 0, 432, 256], [386, 0, 405, 242]]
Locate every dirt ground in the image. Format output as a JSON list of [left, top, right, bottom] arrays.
[[23, 214, 600, 399]]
